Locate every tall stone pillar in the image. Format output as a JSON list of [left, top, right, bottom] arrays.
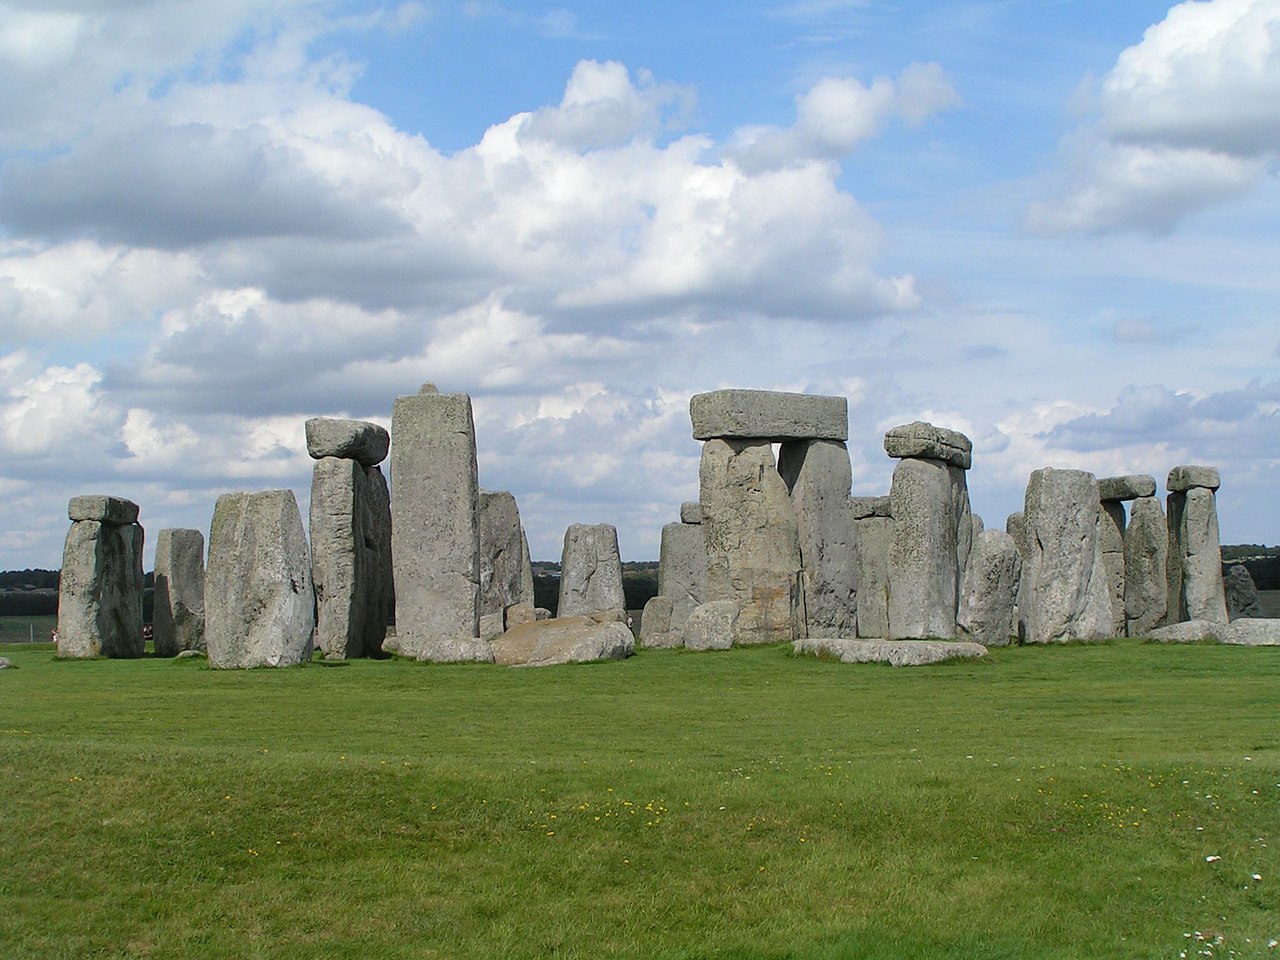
[[1097, 475, 1156, 637], [57, 495, 145, 659], [1124, 495, 1167, 636], [153, 528, 206, 656], [851, 497, 891, 638], [658, 511, 708, 633], [558, 523, 626, 618], [957, 529, 1022, 647], [478, 490, 535, 639], [1166, 465, 1228, 625]]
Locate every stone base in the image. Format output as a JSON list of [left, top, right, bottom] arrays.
[[793, 637, 988, 667]]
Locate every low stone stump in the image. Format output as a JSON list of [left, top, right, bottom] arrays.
[[793, 637, 988, 667], [639, 595, 681, 648], [1145, 619, 1280, 646], [681, 600, 739, 651], [490, 613, 634, 667]]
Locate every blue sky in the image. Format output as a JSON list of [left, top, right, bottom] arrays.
[[1, 0, 1278, 567]]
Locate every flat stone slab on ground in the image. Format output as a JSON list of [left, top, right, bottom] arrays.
[[490, 614, 634, 667], [305, 417, 390, 466], [1144, 619, 1280, 645], [1098, 475, 1157, 501], [793, 637, 988, 666], [68, 495, 139, 525], [882, 422, 973, 469], [690, 390, 847, 441], [1167, 465, 1221, 492]]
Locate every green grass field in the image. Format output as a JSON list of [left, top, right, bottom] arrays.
[[0, 614, 56, 644], [1, 640, 1277, 959]]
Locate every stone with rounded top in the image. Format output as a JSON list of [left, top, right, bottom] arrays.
[[883, 422, 972, 469], [1098, 474, 1157, 501], [1167, 465, 1220, 492], [690, 389, 847, 441], [68, 495, 139, 525], [304, 417, 390, 466], [679, 501, 702, 524], [681, 600, 739, 651], [491, 615, 634, 667], [558, 523, 626, 618]]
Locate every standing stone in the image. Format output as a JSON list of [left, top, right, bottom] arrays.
[[957, 530, 1022, 647], [887, 457, 965, 639], [777, 439, 857, 638], [478, 491, 532, 639], [659, 521, 708, 633], [699, 438, 801, 644], [1166, 469, 1228, 626], [153, 528, 206, 657], [1124, 496, 1168, 637], [391, 385, 488, 662], [310, 456, 392, 659], [853, 514, 892, 638], [57, 496, 144, 659], [1006, 510, 1029, 643], [1098, 500, 1128, 636], [205, 490, 314, 669], [1021, 468, 1113, 643], [558, 523, 626, 618], [639, 595, 679, 648], [1225, 564, 1264, 620]]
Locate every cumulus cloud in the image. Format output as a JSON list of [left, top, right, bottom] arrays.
[[1030, 0, 1280, 234]]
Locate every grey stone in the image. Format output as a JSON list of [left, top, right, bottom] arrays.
[[1221, 619, 1280, 646], [1099, 500, 1127, 636], [175, 649, 204, 660], [882, 422, 973, 470], [479, 491, 532, 630], [0, 657, 13, 669], [1167, 486, 1228, 626], [558, 523, 626, 618], [699, 438, 801, 644], [778, 439, 857, 638], [479, 611, 505, 643], [1225, 564, 1264, 620], [659, 522, 708, 633], [971, 513, 985, 538], [390, 389, 482, 661], [304, 417, 390, 466], [152, 528, 206, 657], [957, 530, 1022, 647], [67, 494, 139, 525], [1021, 468, 1113, 643], [1005, 512, 1027, 557], [887, 457, 967, 639], [491, 614, 634, 667], [310, 458, 392, 659], [535, 607, 553, 621], [1147, 620, 1220, 643], [639, 595, 680, 648], [1124, 496, 1168, 637], [205, 490, 314, 669], [414, 636, 495, 664], [690, 389, 847, 441], [793, 637, 987, 666], [505, 602, 538, 630], [1099, 474, 1157, 502], [680, 502, 702, 524], [1167, 465, 1221, 493], [853, 515, 891, 638], [57, 519, 144, 659], [849, 496, 892, 520], [681, 600, 739, 651]]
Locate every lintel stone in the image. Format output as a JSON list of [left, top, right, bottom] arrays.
[[1167, 465, 1221, 492], [883, 422, 973, 469], [305, 417, 390, 466], [68, 495, 139, 525], [849, 496, 892, 519], [690, 390, 847, 441], [1099, 474, 1157, 501], [679, 501, 703, 524]]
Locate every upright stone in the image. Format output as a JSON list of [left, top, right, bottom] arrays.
[[390, 385, 487, 661], [310, 456, 392, 659], [1124, 496, 1168, 636], [1225, 564, 1263, 620], [659, 521, 708, 632], [1021, 468, 1113, 643], [887, 458, 959, 638], [957, 530, 1022, 647], [1166, 466, 1228, 626], [777, 439, 857, 638], [205, 490, 314, 669], [558, 524, 626, 618], [853, 514, 892, 638], [1098, 500, 1128, 636], [478, 491, 532, 638], [699, 438, 801, 644], [57, 496, 144, 659], [153, 528, 206, 657]]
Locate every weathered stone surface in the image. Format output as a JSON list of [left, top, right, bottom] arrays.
[[1147, 620, 1220, 643], [1099, 500, 1127, 636], [957, 530, 1022, 647], [639, 595, 681, 648], [1225, 564, 1264, 620], [558, 523, 626, 617], [680, 502, 702, 524], [520, 530, 535, 611], [505, 602, 537, 630], [57, 519, 144, 658], [1167, 486, 1228, 626], [681, 600, 738, 651], [882, 422, 973, 469], [67, 494, 139, 525], [1021, 468, 1113, 643], [659, 522, 708, 633], [304, 417, 390, 466], [1124, 496, 1168, 637], [1167, 465, 1221, 493], [849, 496, 892, 519], [390, 389, 482, 661], [1006, 512, 1027, 557], [205, 490, 314, 669], [887, 458, 968, 639], [1099, 474, 1157, 501], [793, 637, 987, 666], [479, 491, 532, 630], [690, 390, 847, 441], [491, 615, 634, 667], [853, 516, 891, 638], [152, 528, 205, 657], [778, 439, 857, 638], [699, 439, 800, 644], [310, 458, 392, 659], [1222, 619, 1280, 645], [0, 657, 13, 669]]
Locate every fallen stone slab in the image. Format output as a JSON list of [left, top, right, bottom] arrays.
[[1099, 475, 1157, 502], [304, 417, 390, 466], [849, 496, 892, 520], [1167, 465, 1220, 493], [690, 390, 847, 441], [792, 637, 988, 667], [1221, 619, 1280, 646], [680, 501, 702, 524], [883, 422, 973, 470], [0, 657, 14, 670], [490, 614, 634, 667], [68, 495, 139, 525], [1145, 620, 1222, 643]]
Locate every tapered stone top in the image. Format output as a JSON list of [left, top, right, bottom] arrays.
[[1167, 465, 1220, 492], [305, 417, 390, 466], [690, 390, 847, 441], [883, 422, 972, 469], [1098, 474, 1157, 501], [680, 502, 702, 524], [849, 496, 892, 519], [68, 495, 139, 525]]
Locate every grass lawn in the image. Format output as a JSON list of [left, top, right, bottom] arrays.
[[1, 640, 1277, 959], [0, 614, 56, 644]]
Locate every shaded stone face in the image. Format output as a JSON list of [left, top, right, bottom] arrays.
[[1225, 564, 1263, 621], [882, 422, 973, 469], [679, 501, 703, 524], [853, 515, 891, 639], [206, 490, 314, 669], [957, 529, 1022, 647], [304, 417, 390, 466], [887, 457, 966, 639], [1168, 486, 1228, 625], [153, 528, 206, 657], [1098, 474, 1157, 502], [57, 518, 144, 659], [639, 595, 677, 648], [478, 491, 532, 628], [558, 523, 626, 618], [689, 390, 848, 441], [849, 496, 891, 520], [658, 521, 708, 633], [1099, 500, 1127, 637], [1167, 465, 1221, 493], [68, 495, 140, 526], [1124, 496, 1168, 636]]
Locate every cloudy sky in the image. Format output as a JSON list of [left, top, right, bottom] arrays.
[[2, 0, 1278, 568]]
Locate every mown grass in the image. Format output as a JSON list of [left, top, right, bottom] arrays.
[[1, 640, 1277, 959], [0, 614, 56, 644]]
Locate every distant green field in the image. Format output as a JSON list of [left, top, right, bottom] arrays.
[[1, 640, 1278, 960], [1259, 590, 1280, 618], [0, 614, 56, 644]]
